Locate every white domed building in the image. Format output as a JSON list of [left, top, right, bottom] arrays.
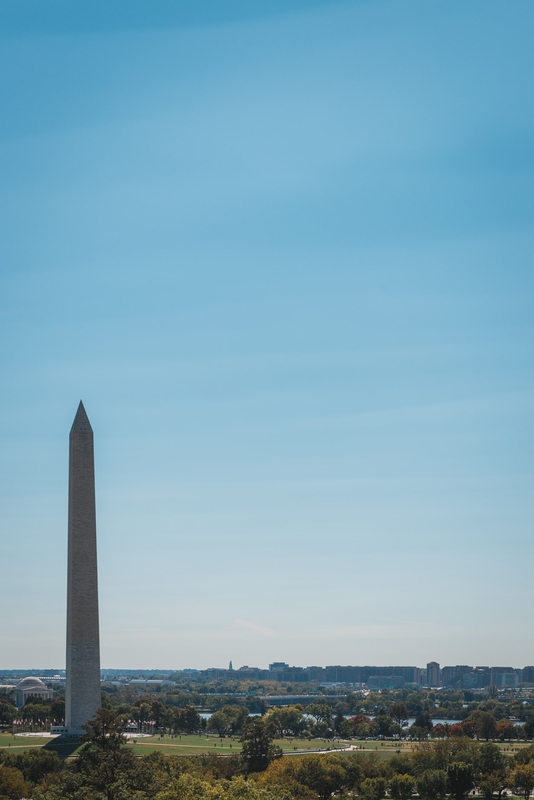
[[13, 677, 54, 709]]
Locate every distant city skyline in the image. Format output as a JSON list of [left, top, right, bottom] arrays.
[[1, 0, 533, 669], [2, 662, 533, 691]]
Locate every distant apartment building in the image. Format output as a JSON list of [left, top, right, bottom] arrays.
[[461, 668, 489, 689], [367, 666, 421, 685], [490, 667, 520, 688], [189, 662, 532, 688], [281, 667, 309, 683], [268, 663, 308, 682], [368, 675, 405, 689], [440, 665, 527, 689], [307, 666, 327, 681], [426, 662, 440, 686], [441, 665, 473, 688], [324, 666, 364, 683], [236, 666, 268, 679]]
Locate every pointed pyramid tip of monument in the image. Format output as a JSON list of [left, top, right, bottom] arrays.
[[70, 400, 93, 433]]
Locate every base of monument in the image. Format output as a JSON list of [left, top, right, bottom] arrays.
[[50, 726, 84, 740]]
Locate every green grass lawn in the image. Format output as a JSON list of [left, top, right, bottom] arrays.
[[0, 733, 56, 752], [0, 732, 368, 757], [125, 734, 362, 756], [0, 731, 530, 761]]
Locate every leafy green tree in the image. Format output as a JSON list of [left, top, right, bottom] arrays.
[[155, 773, 291, 800], [516, 745, 534, 765], [225, 706, 249, 735], [417, 769, 448, 800], [180, 705, 202, 734], [209, 709, 231, 736], [74, 710, 140, 800], [265, 706, 305, 738], [50, 699, 65, 723], [1, 749, 64, 786], [0, 766, 32, 800], [132, 702, 152, 728], [414, 712, 433, 733], [338, 718, 353, 737], [341, 754, 363, 789], [305, 704, 332, 725], [80, 708, 126, 750], [311, 721, 331, 738], [389, 703, 410, 732], [467, 711, 497, 741], [359, 776, 388, 800], [524, 718, 534, 740], [0, 701, 16, 726], [447, 761, 475, 800], [333, 709, 345, 734], [371, 714, 400, 738], [33, 769, 88, 800], [294, 755, 347, 800], [476, 741, 507, 776], [479, 772, 509, 799], [21, 702, 51, 723], [389, 773, 415, 800], [509, 765, 534, 800], [341, 713, 373, 738], [240, 718, 282, 773], [409, 725, 430, 741], [207, 706, 247, 737], [150, 700, 167, 730]]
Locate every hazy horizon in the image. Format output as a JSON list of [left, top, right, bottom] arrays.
[[1, 0, 533, 671]]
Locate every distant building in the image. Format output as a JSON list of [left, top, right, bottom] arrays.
[[490, 667, 519, 688], [426, 662, 440, 686], [441, 665, 472, 688], [490, 669, 519, 688], [441, 665, 491, 689], [365, 666, 420, 685], [204, 668, 231, 678], [522, 666, 534, 684], [325, 666, 363, 683], [280, 667, 309, 683], [368, 675, 405, 689], [13, 677, 53, 709], [236, 666, 266, 679], [461, 669, 487, 689], [307, 666, 327, 681]]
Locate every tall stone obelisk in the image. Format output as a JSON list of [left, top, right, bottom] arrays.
[[65, 401, 101, 736]]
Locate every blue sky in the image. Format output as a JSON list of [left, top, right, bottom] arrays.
[[1, 0, 533, 670]]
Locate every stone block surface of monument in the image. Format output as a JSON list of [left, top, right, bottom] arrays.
[[65, 401, 101, 736]]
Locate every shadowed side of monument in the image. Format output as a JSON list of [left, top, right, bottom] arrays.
[[65, 401, 101, 736]]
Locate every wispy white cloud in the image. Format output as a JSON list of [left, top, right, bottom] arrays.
[[234, 619, 276, 637], [298, 620, 434, 640]]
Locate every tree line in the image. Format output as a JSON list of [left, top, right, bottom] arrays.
[[2, 709, 534, 800], [2, 688, 534, 741]]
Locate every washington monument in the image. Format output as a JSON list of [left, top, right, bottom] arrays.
[[65, 401, 101, 735]]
